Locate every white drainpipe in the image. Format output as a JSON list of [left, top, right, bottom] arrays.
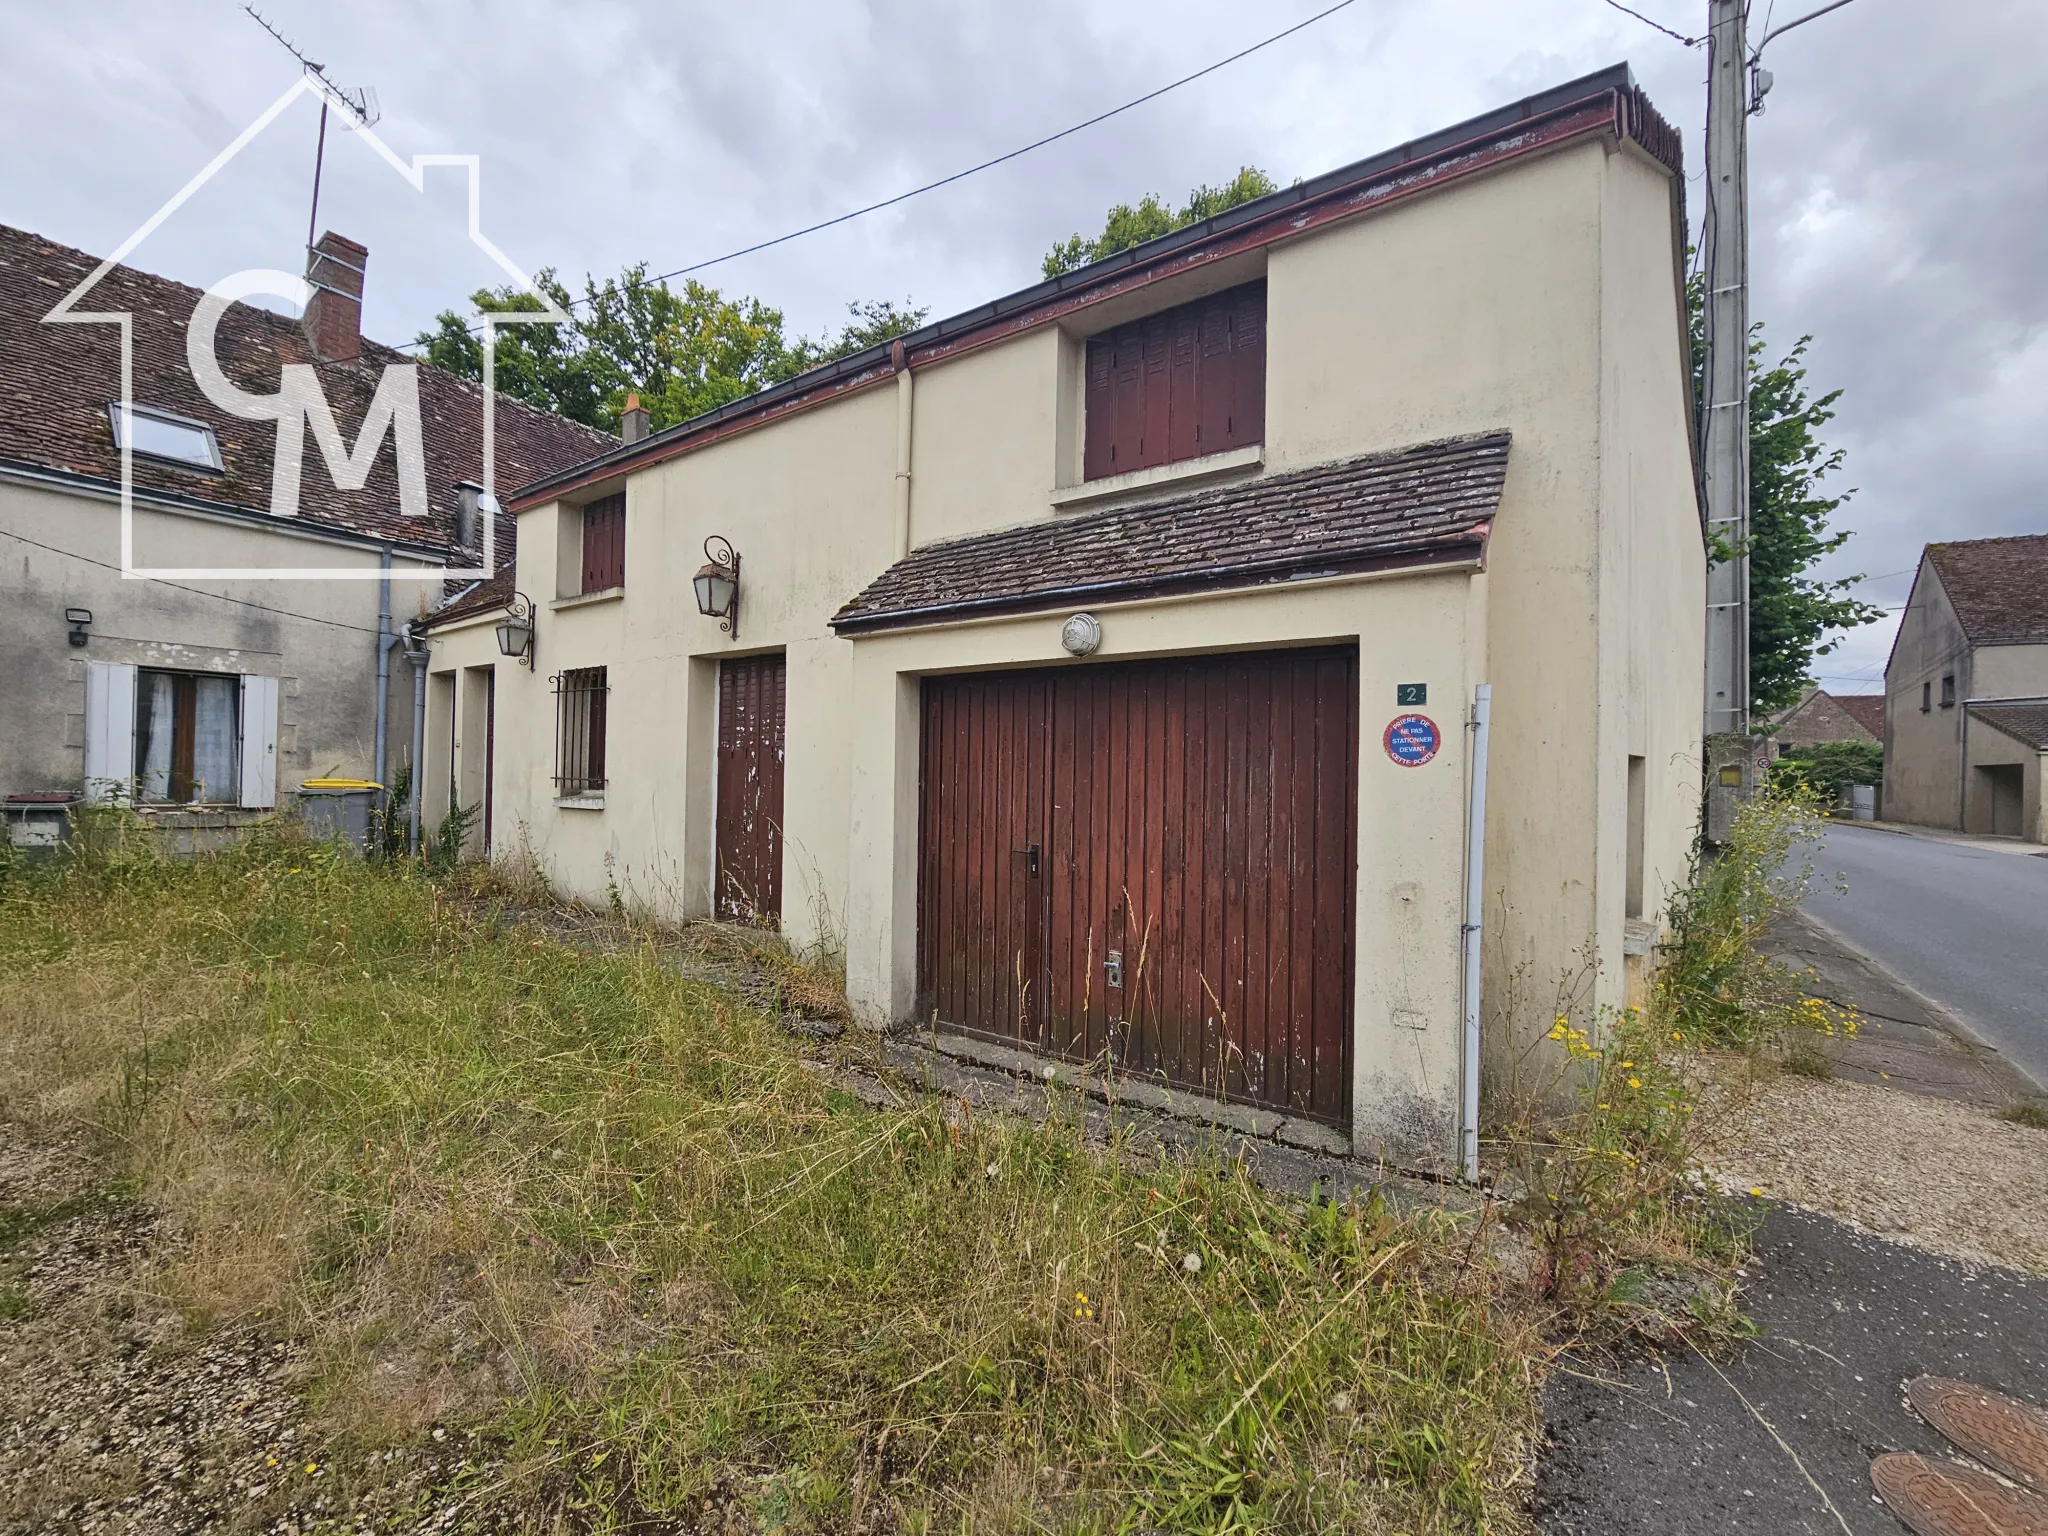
[[892, 339, 914, 558], [1460, 683, 1493, 1182]]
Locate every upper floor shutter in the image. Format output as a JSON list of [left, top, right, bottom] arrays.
[[1079, 279, 1266, 484], [580, 493, 626, 593]]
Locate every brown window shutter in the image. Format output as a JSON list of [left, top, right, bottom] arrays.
[[1138, 316, 1171, 471], [1230, 285, 1267, 449], [581, 494, 626, 593], [1078, 279, 1266, 484], [1112, 326, 1143, 472], [1083, 335, 1116, 480]]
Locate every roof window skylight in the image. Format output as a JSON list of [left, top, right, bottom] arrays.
[[108, 403, 223, 472]]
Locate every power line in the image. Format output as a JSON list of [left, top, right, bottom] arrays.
[[1599, 0, 1701, 46], [0, 525, 400, 636], [405, 0, 1362, 348]]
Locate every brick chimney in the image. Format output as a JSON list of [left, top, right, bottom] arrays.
[[303, 231, 367, 363], [620, 391, 651, 444]]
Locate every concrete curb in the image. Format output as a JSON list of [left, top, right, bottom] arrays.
[[1789, 904, 2043, 1099], [899, 1026, 1358, 1158]]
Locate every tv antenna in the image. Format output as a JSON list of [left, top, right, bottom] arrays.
[[244, 6, 381, 254]]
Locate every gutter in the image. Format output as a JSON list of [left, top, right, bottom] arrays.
[[510, 66, 1669, 513], [0, 457, 454, 562]]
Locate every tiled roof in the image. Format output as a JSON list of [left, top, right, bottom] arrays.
[[1837, 694, 1886, 738], [830, 433, 1507, 633], [0, 224, 613, 553], [426, 568, 515, 629], [1926, 535, 2048, 645], [1973, 704, 2048, 751]]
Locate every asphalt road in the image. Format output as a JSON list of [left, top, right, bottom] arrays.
[[1798, 824, 2048, 1092], [1538, 1205, 2048, 1534]]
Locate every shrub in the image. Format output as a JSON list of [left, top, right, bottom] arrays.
[[1771, 740, 1882, 803]]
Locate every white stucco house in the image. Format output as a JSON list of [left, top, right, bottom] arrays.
[[424, 65, 1707, 1168]]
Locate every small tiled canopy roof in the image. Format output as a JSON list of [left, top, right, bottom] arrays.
[[1973, 704, 2048, 751], [0, 224, 613, 552], [1837, 694, 1886, 738], [831, 432, 1508, 633], [1927, 534, 2048, 645]]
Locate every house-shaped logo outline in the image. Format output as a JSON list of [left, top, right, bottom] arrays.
[[42, 73, 568, 583]]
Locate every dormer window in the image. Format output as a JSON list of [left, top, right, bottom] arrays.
[[108, 403, 223, 473], [1082, 280, 1266, 482]]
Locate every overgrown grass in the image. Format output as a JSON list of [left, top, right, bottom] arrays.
[[0, 829, 1544, 1533], [1484, 790, 1854, 1325]]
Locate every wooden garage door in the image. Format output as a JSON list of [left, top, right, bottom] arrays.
[[716, 654, 786, 922], [917, 647, 1358, 1126]]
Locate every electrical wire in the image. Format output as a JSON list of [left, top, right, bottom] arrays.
[[1599, 0, 1701, 46], [403, 0, 1362, 347], [0, 524, 402, 636]]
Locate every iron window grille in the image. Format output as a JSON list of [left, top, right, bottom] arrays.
[[552, 666, 609, 796]]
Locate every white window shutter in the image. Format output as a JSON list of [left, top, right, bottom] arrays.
[[83, 661, 137, 803], [239, 674, 279, 809]]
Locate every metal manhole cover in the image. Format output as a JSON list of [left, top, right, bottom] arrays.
[[1909, 1376, 2048, 1492], [1871, 1452, 2048, 1536]]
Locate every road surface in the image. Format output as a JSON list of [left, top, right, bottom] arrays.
[[1798, 823, 2048, 1092]]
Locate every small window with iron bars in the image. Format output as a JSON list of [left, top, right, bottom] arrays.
[[552, 666, 609, 797]]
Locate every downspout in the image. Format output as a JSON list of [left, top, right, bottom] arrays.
[[374, 546, 397, 793], [1460, 682, 1493, 1183], [404, 623, 430, 855], [892, 338, 914, 559]]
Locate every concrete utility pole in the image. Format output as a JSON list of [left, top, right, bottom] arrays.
[[1702, 0, 1750, 743], [1701, 0, 1755, 842]]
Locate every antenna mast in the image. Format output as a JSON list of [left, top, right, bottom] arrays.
[[244, 7, 380, 254]]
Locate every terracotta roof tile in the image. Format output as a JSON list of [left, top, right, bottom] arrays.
[[0, 224, 613, 553], [1836, 694, 1886, 738], [831, 432, 1507, 633], [1926, 535, 2048, 645], [1973, 704, 2048, 751]]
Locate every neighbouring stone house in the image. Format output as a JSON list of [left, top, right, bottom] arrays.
[[0, 224, 609, 836], [422, 65, 1706, 1167], [1884, 534, 2048, 842], [1772, 686, 1884, 750]]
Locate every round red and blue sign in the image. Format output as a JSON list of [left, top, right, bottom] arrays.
[[1383, 713, 1441, 767]]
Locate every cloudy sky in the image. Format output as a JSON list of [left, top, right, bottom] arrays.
[[5, 0, 2042, 689]]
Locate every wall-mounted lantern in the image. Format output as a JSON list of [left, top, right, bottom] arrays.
[[495, 591, 536, 669], [1060, 612, 1101, 657], [64, 608, 93, 648], [694, 535, 741, 641]]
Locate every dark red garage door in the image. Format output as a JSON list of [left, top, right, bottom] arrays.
[[917, 648, 1358, 1126]]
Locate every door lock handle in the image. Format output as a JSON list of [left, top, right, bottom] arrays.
[[1016, 842, 1040, 876], [1104, 949, 1123, 989]]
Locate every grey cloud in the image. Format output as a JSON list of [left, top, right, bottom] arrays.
[[2, 0, 2040, 701]]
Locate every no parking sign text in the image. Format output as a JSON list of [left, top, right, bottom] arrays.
[[1383, 713, 1441, 767]]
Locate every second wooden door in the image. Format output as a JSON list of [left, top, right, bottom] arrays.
[[716, 654, 786, 922]]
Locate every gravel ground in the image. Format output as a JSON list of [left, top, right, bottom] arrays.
[[1699, 1073, 2048, 1276], [0, 1126, 507, 1536]]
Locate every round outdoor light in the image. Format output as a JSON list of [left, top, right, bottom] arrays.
[[495, 591, 536, 669], [693, 534, 741, 641], [1060, 612, 1102, 657]]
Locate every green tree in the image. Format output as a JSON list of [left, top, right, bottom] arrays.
[[1042, 166, 1279, 279], [1687, 271, 1883, 717], [417, 270, 926, 434]]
